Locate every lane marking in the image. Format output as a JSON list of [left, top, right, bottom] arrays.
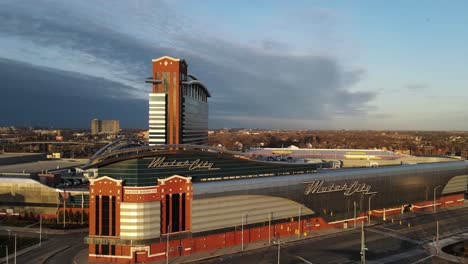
[[296, 256, 313, 264]]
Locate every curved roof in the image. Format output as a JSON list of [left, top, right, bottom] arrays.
[[89, 137, 146, 161], [85, 144, 251, 169], [183, 73, 211, 97]]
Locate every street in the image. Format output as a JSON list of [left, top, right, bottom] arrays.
[[188, 206, 468, 264]]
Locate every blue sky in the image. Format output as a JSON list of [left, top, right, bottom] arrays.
[[0, 0, 467, 129]]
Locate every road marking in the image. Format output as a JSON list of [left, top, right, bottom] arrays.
[[411, 254, 434, 263], [367, 228, 422, 245], [296, 256, 313, 263]]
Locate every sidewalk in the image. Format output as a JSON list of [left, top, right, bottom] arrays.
[[152, 227, 357, 264], [425, 232, 468, 264], [0, 239, 51, 264], [0, 225, 87, 235]]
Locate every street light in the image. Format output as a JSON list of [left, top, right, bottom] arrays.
[[5, 230, 16, 264], [298, 205, 303, 239], [368, 194, 376, 225], [241, 213, 248, 251], [1, 245, 8, 264], [433, 185, 441, 213], [360, 221, 368, 264], [272, 239, 283, 264], [268, 212, 272, 245], [354, 201, 357, 228], [14, 234, 16, 264]]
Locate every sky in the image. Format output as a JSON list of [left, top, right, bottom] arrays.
[[0, 0, 467, 130]]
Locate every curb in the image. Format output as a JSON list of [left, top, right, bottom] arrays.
[[164, 228, 362, 264], [0, 240, 51, 264]]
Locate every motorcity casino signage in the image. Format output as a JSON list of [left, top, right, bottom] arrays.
[[147, 157, 220, 171], [303, 180, 377, 196]]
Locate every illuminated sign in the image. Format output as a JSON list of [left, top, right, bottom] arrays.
[[303, 180, 377, 196], [147, 157, 220, 171]]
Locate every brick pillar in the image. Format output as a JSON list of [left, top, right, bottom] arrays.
[[185, 190, 192, 230], [179, 193, 183, 231], [109, 196, 113, 236], [161, 199, 166, 234], [98, 195, 103, 236], [168, 194, 173, 233]]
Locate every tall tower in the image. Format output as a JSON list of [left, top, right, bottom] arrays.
[[145, 56, 210, 146]]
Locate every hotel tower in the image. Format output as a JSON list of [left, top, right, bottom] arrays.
[[145, 56, 211, 146]]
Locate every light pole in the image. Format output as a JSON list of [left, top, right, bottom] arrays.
[[436, 220, 440, 254], [241, 215, 244, 251], [354, 201, 357, 228], [14, 234, 16, 264], [241, 214, 248, 251], [298, 205, 302, 239], [2, 245, 8, 264], [433, 185, 441, 213], [268, 212, 272, 245], [166, 225, 169, 264], [273, 239, 282, 264], [39, 214, 42, 246], [368, 194, 376, 225], [360, 221, 367, 264]]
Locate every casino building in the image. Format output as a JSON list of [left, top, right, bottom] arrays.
[[145, 56, 210, 146], [84, 57, 468, 263]]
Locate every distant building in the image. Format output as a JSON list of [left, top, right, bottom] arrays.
[[33, 129, 61, 136], [145, 56, 211, 146], [91, 119, 119, 135]]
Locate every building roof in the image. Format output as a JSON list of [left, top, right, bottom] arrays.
[[151, 56, 183, 62], [0, 153, 43, 159], [0, 159, 86, 175]]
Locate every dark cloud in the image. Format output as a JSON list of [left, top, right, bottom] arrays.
[[0, 1, 377, 129], [0, 58, 147, 128]]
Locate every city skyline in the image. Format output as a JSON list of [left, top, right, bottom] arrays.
[[1, 1, 467, 130]]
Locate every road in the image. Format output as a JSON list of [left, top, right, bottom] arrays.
[[0, 228, 86, 264], [2, 206, 467, 264], [188, 207, 468, 264]]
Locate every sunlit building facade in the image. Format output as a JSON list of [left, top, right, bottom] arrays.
[[145, 56, 210, 146]]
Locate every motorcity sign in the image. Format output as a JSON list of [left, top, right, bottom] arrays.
[[303, 180, 377, 196], [147, 157, 220, 171]]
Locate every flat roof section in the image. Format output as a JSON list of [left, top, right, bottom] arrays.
[[0, 159, 86, 175], [0, 152, 47, 166]]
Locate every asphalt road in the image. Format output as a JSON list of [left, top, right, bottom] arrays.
[[3, 206, 466, 264], [10, 232, 86, 264], [189, 207, 468, 264]]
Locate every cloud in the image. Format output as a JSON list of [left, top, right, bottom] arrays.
[[0, 1, 376, 129], [0, 58, 147, 128]]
